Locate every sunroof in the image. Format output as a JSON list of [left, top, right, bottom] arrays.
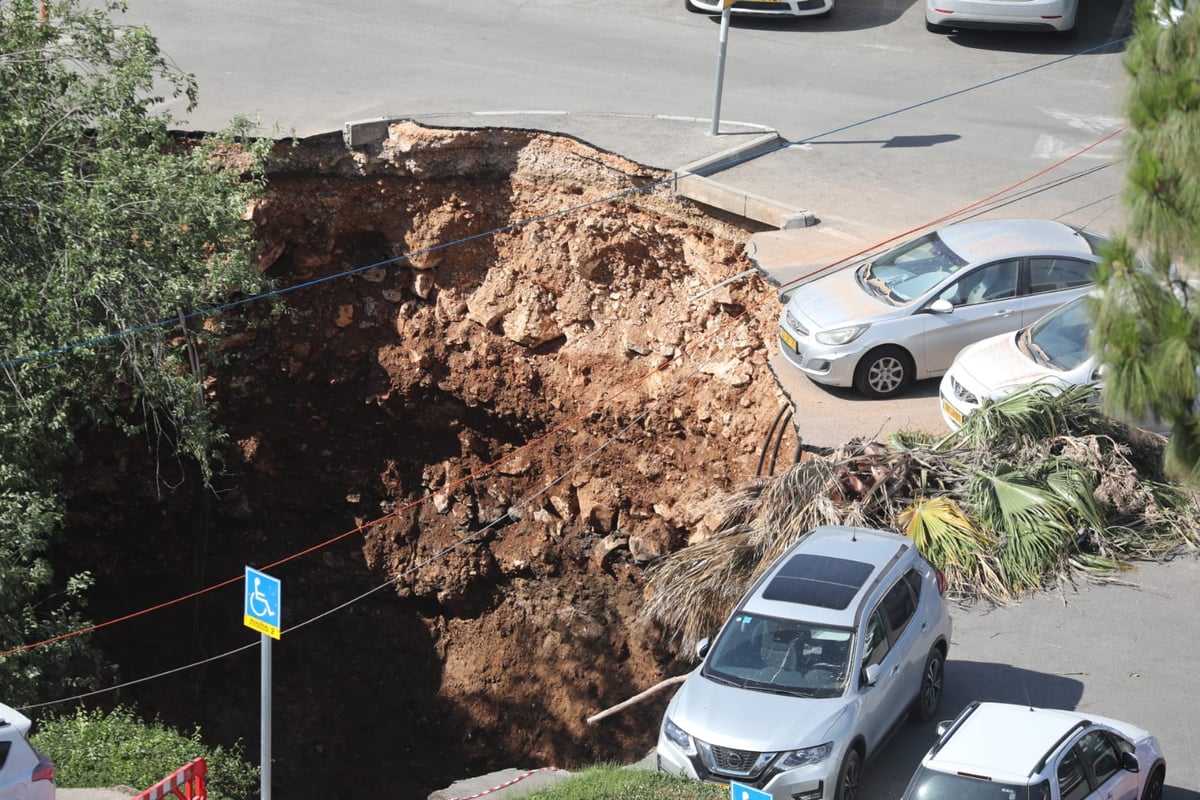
[[761, 554, 875, 610]]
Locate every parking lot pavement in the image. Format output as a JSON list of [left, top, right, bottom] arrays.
[[862, 556, 1200, 799], [768, 351, 948, 450]]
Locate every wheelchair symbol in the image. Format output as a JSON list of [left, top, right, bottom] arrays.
[[248, 576, 275, 619]]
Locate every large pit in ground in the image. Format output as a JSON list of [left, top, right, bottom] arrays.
[[61, 121, 796, 800]]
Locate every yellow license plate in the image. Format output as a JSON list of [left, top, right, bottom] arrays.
[[941, 397, 963, 426], [779, 327, 798, 352]]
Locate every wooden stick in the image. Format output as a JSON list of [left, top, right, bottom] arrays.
[[585, 673, 690, 725]]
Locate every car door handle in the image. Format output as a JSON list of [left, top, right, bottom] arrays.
[[991, 309, 1014, 317]]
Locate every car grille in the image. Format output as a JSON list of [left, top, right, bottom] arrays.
[[712, 745, 760, 772], [947, 375, 978, 405], [786, 309, 809, 337], [697, 741, 776, 781]]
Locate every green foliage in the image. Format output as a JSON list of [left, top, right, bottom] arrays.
[[0, 0, 275, 701], [523, 764, 726, 800], [1093, 0, 1200, 483], [896, 497, 1003, 598], [31, 705, 258, 800]]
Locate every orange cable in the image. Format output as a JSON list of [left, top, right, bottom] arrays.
[[0, 125, 1126, 660]]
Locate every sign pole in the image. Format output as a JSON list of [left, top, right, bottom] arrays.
[[710, 1, 735, 136], [261, 633, 272, 800], [244, 566, 281, 800]]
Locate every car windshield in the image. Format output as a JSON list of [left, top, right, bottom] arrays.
[[1017, 298, 1091, 370], [902, 766, 1047, 800], [858, 233, 968, 305], [701, 613, 854, 699]]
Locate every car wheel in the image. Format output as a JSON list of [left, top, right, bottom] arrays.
[[925, 18, 951, 32], [1141, 764, 1165, 800], [853, 346, 913, 398], [914, 648, 945, 721], [684, 0, 706, 12], [835, 747, 862, 800]]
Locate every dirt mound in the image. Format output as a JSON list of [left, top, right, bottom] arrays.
[[62, 122, 793, 799]]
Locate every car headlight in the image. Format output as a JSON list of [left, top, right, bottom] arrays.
[[815, 325, 869, 346], [775, 742, 834, 770], [662, 717, 697, 756]]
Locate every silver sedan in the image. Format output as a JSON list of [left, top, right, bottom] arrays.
[[776, 218, 1109, 399]]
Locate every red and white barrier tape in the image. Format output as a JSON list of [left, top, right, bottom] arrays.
[[448, 766, 561, 800]]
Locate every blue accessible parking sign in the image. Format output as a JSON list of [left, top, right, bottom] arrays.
[[244, 566, 282, 640], [730, 782, 771, 800]]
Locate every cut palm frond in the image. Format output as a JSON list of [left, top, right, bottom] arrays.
[[642, 383, 1200, 647]]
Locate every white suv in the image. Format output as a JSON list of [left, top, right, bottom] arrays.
[[901, 702, 1166, 800], [0, 702, 55, 800], [656, 525, 953, 800]]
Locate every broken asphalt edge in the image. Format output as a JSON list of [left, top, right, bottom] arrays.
[[342, 112, 816, 231]]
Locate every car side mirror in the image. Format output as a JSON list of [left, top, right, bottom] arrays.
[[696, 637, 711, 660], [935, 720, 954, 737], [1121, 751, 1140, 773], [863, 663, 882, 686], [926, 299, 954, 314]]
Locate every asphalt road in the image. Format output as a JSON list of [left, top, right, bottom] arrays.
[[113, 0, 1136, 446]]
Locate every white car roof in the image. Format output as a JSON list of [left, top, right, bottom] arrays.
[[741, 526, 911, 627], [926, 702, 1091, 784], [936, 219, 1096, 264], [0, 702, 32, 736]]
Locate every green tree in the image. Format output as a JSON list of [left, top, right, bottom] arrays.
[[1092, 1, 1200, 482], [0, 0, 273, 702], [32, 705, 259, 800]]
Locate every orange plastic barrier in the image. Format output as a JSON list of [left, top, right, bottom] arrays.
[[132, 758, 207, 800]]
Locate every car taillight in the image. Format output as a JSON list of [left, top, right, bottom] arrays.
[[32, 754, 54, 783], [935, 569, 948, 595]]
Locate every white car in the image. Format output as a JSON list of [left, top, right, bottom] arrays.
[[924, 0, 1078, 33], [686, 0, 834, 18], [0, 702, 55, 800], [776, 218, 1107, 399], [657, 526, 953, 800], [939, 294, 1096, 430], [901, 701, 1166, 800]]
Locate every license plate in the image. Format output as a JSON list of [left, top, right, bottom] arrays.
[[779, 326, 798, 353], [941, 397, 963, 426]]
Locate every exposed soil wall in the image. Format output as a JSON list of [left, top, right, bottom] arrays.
[[61, 122, 792, 799]]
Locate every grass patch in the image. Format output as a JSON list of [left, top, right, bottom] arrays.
[[523, 764, 726, 800]]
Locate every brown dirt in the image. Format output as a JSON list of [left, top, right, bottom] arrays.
[[60, 122, 796, 800]]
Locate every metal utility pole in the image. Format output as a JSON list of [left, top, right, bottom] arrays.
[[709, 0, 803, 136], [709, 0, 736, 136]]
